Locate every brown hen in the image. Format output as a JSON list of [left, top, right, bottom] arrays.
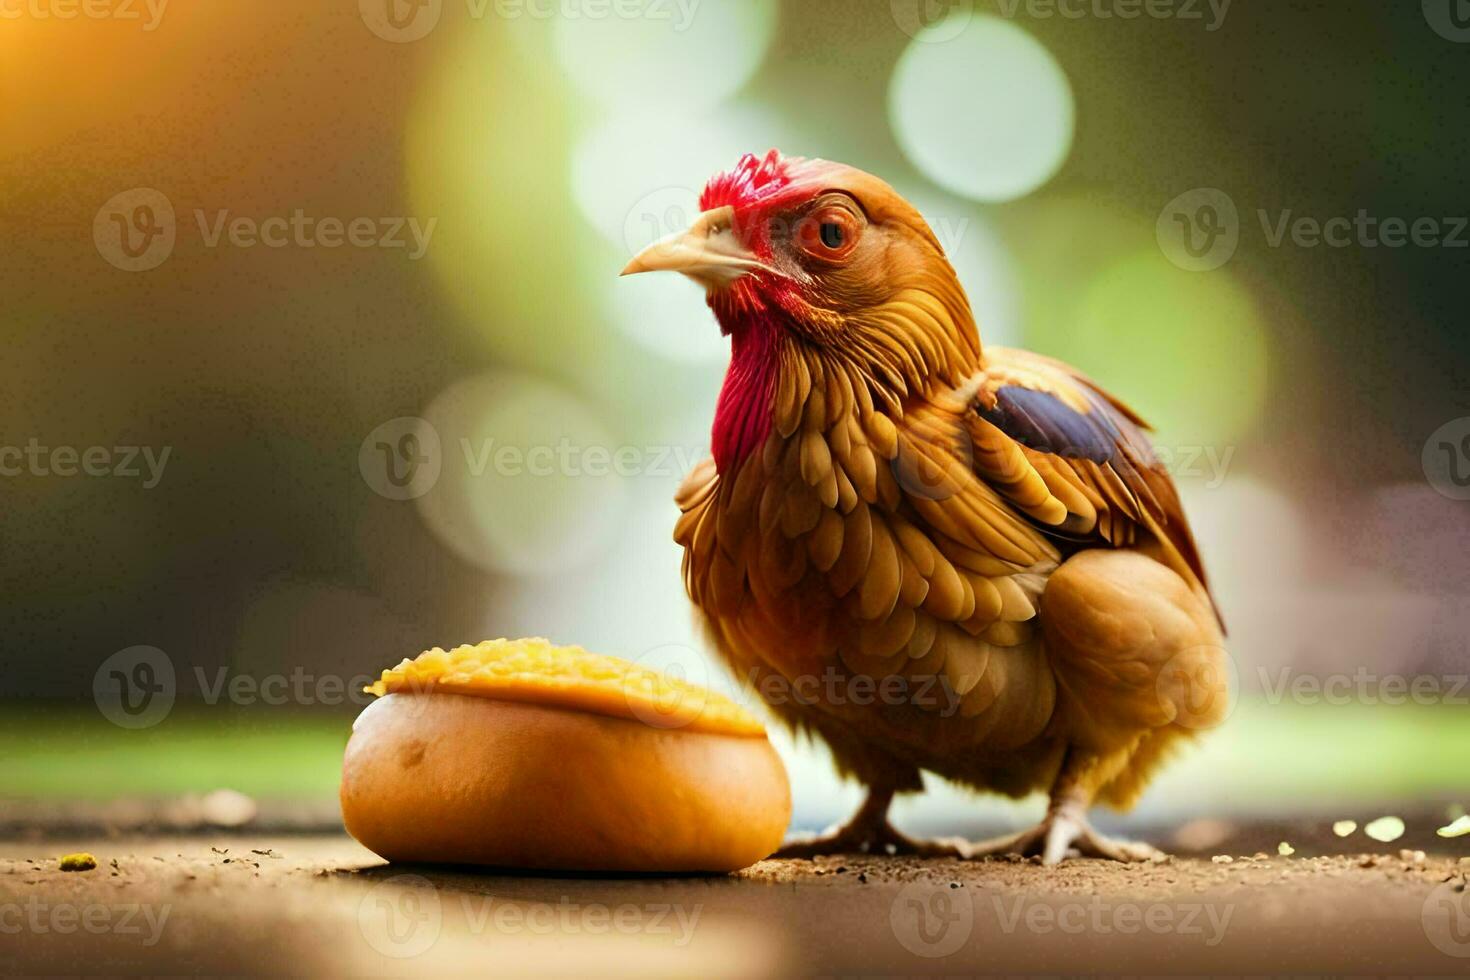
[[622, 151, 1229, 864]]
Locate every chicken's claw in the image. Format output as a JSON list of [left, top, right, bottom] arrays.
[[777, 821, 971, 859], [965, 802, 1167, 865]]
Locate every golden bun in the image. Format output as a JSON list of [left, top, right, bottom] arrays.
[[340, 639, 790, 873]]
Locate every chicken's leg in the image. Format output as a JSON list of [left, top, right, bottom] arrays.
[[775, 785, 969, 858], [964, 748, 1165, 865]]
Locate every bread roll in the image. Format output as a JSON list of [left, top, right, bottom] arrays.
[[340, 638, 790, 872]]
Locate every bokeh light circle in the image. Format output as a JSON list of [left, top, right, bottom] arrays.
[[552, 0, 777, 112], [572, 106, 789, 364], [1069, 250, 1268, 447], [570, 105, 789, 252], [415, 371, 629, 577], [889, 14, 1074, 203], [609, 272, 729, 364]]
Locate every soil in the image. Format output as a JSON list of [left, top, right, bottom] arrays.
[[3, 828, 1468, 976]]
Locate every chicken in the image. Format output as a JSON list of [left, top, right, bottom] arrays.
[[620, 150, 1229, 864]]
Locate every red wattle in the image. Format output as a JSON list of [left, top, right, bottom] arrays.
[[710, 309, 781, 473]]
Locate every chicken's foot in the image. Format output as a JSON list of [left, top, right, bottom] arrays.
[[965, 750, 1167, 865], [775, 786, 970, 859]]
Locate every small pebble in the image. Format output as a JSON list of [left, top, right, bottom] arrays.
[[1211, 855, 1234, 864]]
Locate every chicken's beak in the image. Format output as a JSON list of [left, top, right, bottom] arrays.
[[620, 205, 768, 290]]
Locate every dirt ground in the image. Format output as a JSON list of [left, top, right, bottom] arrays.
[[3, 823, 1468, 976]]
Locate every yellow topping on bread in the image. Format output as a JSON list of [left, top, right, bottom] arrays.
[[365, 637, 765, 737]]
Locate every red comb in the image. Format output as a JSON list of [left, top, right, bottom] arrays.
[[700, 149, 837, 212]]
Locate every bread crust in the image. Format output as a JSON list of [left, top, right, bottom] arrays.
[[340, 692, 791, 872]]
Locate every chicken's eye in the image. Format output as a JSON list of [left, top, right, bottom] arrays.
[[794, 205, 860, 261]]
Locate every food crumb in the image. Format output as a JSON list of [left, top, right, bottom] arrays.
[[1278, 842, 1295, 857], [1211, 855, 1234, 864], [58, 853, 97, 872], [1364, 816, 1405, 843], [1332, 820, 1357, 837], [1437, 815, 1470, 838]]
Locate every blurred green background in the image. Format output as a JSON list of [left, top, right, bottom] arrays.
[[2, 0, 1468, 832]]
